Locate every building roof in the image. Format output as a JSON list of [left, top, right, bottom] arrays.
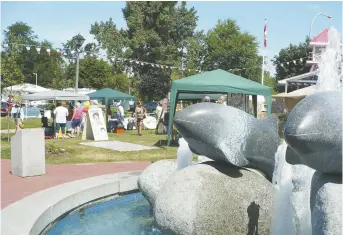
[[273, 85, 316, 99], [310, 29, 328, 44], [278, 71, 318, 85], [309, 28, 343, 47]]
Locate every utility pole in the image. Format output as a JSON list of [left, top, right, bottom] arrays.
[[33, 73, 38, 86]]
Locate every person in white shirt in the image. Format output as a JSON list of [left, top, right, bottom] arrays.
[[53, 101, 69, 139], [116, 102, 125, 124], [155, 100, 163, 134]]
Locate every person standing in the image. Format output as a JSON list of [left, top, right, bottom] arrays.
[[116, 102, 125, 124], [155, 100, 163, 134], [71, 102, 83, 137], [107, 104, 112, 120], [204, 96, 211, 102], [135, 101, 146, 136], [53, 101, 69, 139]]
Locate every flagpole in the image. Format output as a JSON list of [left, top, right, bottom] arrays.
[[262, 18, 267, 85], [261, 53, 265, 85]]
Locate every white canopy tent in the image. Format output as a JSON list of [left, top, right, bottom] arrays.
[[3, 83, 51, 94], [272, 86, 315, 110], [22, 90, 90, 101], [63, 88, 96, 95]]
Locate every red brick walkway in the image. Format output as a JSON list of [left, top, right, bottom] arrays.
[[1, 159, 150, 209]]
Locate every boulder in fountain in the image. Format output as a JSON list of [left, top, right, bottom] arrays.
[[174, 103, 280, 180], [154, 162, 272, 235], [310, 171, 342, 235], [284, 90, 342, 174], [138, 159, 178, 208]]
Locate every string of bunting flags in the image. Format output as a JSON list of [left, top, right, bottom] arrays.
[[3, 42, 309, 72], [2, 42, 67, 56], [278, 57, 307, 67], [107, 56, 271, 73]]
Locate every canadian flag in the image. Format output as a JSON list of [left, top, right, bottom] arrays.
[[264, 19, 267, 48]]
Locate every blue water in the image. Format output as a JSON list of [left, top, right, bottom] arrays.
[[45, 193, 162, 235]]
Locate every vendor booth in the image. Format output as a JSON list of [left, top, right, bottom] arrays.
[[167, 69, 273, 146], [87, 88, 137, 131], [22, 90, 90, 138], [272, 85, 315, 110]]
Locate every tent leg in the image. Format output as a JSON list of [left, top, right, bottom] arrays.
[[7, 110, 10, 141], [252, 95, 258, 118]]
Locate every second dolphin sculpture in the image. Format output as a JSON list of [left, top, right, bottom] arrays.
[[284, 90, 342, 174], [174, 102, 280, 180]]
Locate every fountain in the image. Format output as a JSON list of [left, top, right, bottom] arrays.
[[316, 27, 342, 91], [137, 27, 342, 235], [44, 27, 341, 235]]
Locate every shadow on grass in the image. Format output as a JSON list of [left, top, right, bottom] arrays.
[[153, 139, 179, 148]]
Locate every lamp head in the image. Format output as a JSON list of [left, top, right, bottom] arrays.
[[73, 34, 85, 48]]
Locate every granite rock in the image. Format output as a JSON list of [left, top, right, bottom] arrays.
[[154, 162, 272, 235], [310, 171, 342, 235], [284, 90, 342, 174], [174, 102, 280, 180], [137, 160, 178, 208]]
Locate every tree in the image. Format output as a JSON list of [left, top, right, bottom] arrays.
[[91, 1, 199, 100], [263, 71, 277, 91], [204, 19, 262, 82], [273, 38, 310, 83], [64, 55, 130, 91], [3, 21, 37, 46], [1, 52, 25, 91], [2, 22, 65, 89], [104, 73, 130, 93]]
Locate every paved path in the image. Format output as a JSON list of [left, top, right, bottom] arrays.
[[80, 141, 159, 151], [1, 159, 151, 209]]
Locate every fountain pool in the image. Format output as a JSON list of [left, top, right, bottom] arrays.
[[43, 193, 161, 235]]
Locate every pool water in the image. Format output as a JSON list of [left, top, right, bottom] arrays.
[[44, 193, 162, 235]]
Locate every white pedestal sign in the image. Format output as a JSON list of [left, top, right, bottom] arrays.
[[82, 107, 109, 141]]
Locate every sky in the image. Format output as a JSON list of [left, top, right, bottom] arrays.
[[1, 1, 342, 74]]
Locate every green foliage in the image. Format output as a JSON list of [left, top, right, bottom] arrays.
[[1, 52, 25, 90], [204, 19, 261, 82], [104, 73, 130, 93], [91, 1, 199, 100], [273, 38, 310, 83], [1, 5, 298, 98], [263, 71, 277, 90], [1, 22, 65, 89]]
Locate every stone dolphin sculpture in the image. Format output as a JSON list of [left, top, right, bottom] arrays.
[[173, 102, 280, 180], [284, 89, 342, 174]]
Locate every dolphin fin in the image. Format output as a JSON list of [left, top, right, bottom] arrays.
[[285, 145, 302, 165], [260, 115, 279, 133], [189, 145, 201, 156]]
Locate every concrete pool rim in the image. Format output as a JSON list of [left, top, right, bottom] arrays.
[[1, 171, 141, 235]]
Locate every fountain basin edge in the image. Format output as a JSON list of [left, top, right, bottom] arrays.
[[1, 171, 141, 235]]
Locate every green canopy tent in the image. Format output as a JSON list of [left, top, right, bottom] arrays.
[[88, 88, 137, 125], [178, 93, 223, 100], [167, 69, 272, 146]]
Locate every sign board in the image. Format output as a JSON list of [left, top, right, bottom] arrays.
[[226, 93, 249, 113], [82, 107, 109, 141]]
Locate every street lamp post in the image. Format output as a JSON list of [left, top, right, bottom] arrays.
[[309, 13, 332, 39], [33, 73, 38, 86], [72, 34, 86, 93]]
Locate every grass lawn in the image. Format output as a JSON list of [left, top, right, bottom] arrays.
[[1, 117, 44, 130], [1, 128, 178, 164]]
